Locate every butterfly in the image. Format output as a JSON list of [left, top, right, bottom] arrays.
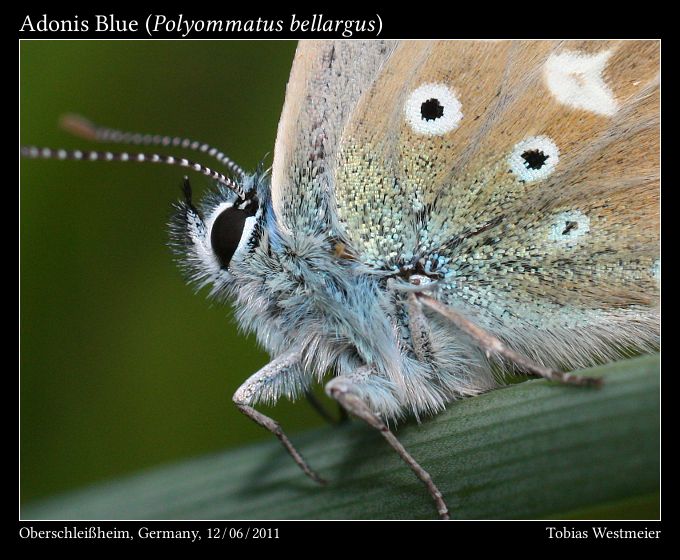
[[22, 40, 660, 519]]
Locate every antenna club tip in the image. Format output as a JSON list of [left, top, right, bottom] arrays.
[[60, 114, 98, 140]]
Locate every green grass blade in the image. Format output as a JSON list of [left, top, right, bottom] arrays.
[[23, 354, 660, 520]]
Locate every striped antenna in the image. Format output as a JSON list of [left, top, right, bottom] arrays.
[[21, 146, 247, 199], [60, 114, 247, 180]]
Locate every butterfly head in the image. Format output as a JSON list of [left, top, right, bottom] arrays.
[[169, 168, 271, 298]]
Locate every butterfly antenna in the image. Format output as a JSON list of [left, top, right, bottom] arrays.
[[21, 146, 246, 199], [60, 114, 247, 180]]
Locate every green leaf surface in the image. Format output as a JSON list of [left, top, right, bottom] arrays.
[[23, 354, 659, 520]]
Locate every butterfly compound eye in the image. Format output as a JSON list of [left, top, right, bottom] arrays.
[[405, 83, 463, 136], [209, 202, 258, 269], [508, 136, 560, 181]]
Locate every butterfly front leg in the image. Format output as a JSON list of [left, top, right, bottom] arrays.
[[325, 369, 450, 520], [233, 348, 326, 485], [416, 294, 603, 387]]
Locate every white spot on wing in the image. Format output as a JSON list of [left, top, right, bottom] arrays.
[[549, 210, 591, 246], [544, 50, 617, 116]]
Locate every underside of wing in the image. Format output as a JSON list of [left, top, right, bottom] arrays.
[[331, 40, 659, 367], [270, 40, 398, 235]]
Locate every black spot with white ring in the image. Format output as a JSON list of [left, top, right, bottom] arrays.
[[549, 210, 590, 246], [405, 83, 463, 136], [508, 136, 560, 181]]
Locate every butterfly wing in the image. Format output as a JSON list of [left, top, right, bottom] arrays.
[[271, 40, 398, 236], [332, 40, 659, 369]]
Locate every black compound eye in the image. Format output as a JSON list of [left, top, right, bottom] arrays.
[[210, 202, 258, 269]]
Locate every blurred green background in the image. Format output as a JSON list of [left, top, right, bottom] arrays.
[[19, 40, 329, 505]]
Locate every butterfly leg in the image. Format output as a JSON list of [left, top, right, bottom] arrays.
[[233, 349, 326, 485], [325, 370, 450, 520], [305, 391, 349, 425], [417, 294, 602, 387]]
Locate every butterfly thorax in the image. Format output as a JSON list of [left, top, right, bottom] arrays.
[[221, 184, 498, 416]]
